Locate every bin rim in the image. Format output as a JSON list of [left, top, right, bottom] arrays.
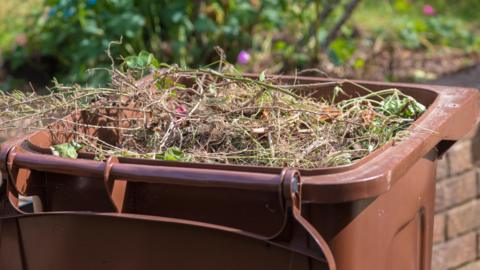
[[1, 75, 478, 203]]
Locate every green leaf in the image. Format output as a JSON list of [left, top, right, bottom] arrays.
[[381, 94, 426, 118], [163, 147, 184, 161], [353, 58, 365, 69], [124, 51, 160, 70], [328, 38, 356, 66], [50, 142, 83, 159], [259, 70, 266, 82], [124, 56, 139, 69], [393, 0, 411, 12], [155, 147, 186, 161], [82, 19, 104, 35], [194, 15, 217, 33]]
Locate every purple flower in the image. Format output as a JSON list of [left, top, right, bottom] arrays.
[[422, 5, 435, 16], [236, 50, 251, 65]]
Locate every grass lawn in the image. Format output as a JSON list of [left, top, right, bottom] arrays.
[[0, 0, 42, 52], [353, 0, 480, 32]]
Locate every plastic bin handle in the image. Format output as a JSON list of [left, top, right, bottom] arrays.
[[6, 148, 289, 215], [7, 149, 283, 191]]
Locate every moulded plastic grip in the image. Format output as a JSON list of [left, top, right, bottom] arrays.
[[5, 146, 299, 216], [4, 147, 290, 220], [8, 149, 284, 192]]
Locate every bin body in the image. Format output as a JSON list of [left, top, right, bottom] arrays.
[[0, 213, 327, 270], [308, 155, 436, 270], [0, 77, 477, 270]]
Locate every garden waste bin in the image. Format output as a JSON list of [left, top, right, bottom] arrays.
[[0, 76, 477, 270]]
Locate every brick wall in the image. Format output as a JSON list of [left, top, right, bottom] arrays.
[[432, 125, 480, 270]]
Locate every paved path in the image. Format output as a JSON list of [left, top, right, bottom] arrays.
[[432, 65, 480, 89]]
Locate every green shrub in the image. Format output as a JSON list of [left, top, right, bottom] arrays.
[[366, 0, 480, 51], [5, 0, 361, 84], [3, 0, 480, 87]]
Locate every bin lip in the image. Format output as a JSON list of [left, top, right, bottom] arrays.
[[3, 75, 478, 203]]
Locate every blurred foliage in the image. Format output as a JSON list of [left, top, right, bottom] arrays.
[[395, 16, 479, 50], [0, 0, 42, 51], [413, 0, 480, 21], [0, 0, 479, 86], [356, 0, 480, 51], [4, 0, 361, 84]]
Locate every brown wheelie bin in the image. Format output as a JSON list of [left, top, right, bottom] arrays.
[[0, 76, 478, 270]]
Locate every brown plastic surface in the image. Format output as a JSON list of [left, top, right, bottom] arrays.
[[0, 76, 478, 270], [0, 213, 327, 270], [0, 169, 336, 270]]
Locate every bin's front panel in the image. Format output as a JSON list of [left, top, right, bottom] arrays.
[[308, 156, 435, 270], [123, 183, 286, 236], [0, 214, 325, 270]]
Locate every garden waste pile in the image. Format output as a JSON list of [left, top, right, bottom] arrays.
[[0, 61, 426, 168]]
